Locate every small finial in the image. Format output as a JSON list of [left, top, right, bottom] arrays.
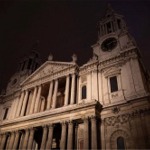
[[106, 3, 114, 16], [72, 53, 77, 62], [48, 53, 53, 61]]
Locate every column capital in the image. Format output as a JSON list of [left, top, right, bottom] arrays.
[[61, 121, 67, 126], [42, 124, 48, 128], [67, 120, 73, 125], [82, 116, 89, 122], [90, 115, 98, 120], [47, 123, 54, 128]]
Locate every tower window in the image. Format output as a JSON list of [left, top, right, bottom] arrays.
[[110, 76, 118, 92], [106, 22, 112, 33], [117, 137, 125, 150], [117, 19, 121, 29], [27, 58, 32, 69], [81, 85, 87, 99], [3, 108, 9, 120]]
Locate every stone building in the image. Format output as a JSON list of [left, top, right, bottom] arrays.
[[0, 5, 150, 150]]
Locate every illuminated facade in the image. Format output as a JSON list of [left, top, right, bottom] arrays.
[[0, 5, 150, 149]]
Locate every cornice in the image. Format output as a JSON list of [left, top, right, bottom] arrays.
[[79, 60, 98, 75], [0, 100, 101, 132], [98, 48, 138, 71]]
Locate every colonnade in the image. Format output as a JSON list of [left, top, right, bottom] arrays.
[[14, 73, 76, 118], [0, 116, 98, 149]]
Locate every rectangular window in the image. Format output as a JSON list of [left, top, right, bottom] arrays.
[[110, 76, 118, 92], [3, 108, 9, 120]]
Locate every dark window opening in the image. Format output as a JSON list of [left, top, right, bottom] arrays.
[[56, 78, 65, 108], [82, 85, 87, 99], [27, 58, 32, 69], [117, 19, 121, 29], [117, 136, 125, 150], [21, 61, 26, 71], [110, 76, 118, 92], [106, 22, 112, 33], [3, 108, 9, 120]]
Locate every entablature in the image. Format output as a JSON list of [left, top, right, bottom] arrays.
[[0, 100, 101, 132]]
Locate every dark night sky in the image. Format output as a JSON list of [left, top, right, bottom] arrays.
[[0, 0, 150, 91]]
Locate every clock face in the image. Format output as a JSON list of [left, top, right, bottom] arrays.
[[101, 37, 117, 52]]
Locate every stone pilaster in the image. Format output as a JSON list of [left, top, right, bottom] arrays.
[[40, 125, 48, 149], [52, 79, 58, 109], [13, 131, 21, 149], [91, 116, 97, 149], [60, 121, 67, 150], [46, 124, 54, 149], [70, 74, 76, 104], [22, 129, 30, 149], [34, 85, 42, 113], [20, 90, 29, 116], [64, 75, 70, 106], [67, 120, 73, 149], [29, 86, 37, 114], [47, 81, 54, 110], [27, 128, 35, 149], [16, 91, 25, 117], [83, 117, 89, 149]]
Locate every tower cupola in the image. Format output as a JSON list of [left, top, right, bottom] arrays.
[[98, 4, 127, 39]]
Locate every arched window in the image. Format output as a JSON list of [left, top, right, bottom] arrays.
[[117, 136, 125, 150], [81, 85, 87, 99]]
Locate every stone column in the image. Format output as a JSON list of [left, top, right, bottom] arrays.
[[29, 86, 37, 114], [13, 131, 21, 149], [64, 75, 70, 106], [70, 74, 76, 104], [40, 125, 48, 149], [83, 117, 89, 149], [20, 90, 29, 116], [46, 81, 54, 110], [46, 124, 54, 149], [40, 98, 45, 112], [67, 120, 73, 149], [52, 79, 58, 109], [34, 85, 42, 113], [22, 129, 30, 149], [5, 134, 11, 149], [60, 122, 67, 150], [0, 134, 2, 146], [27, 128, 35, 149], [18, 133, 24, 149], [0, 133, 7, 149], [8, 131, 15, 149], [91, 116, 97, 149], [16, 91, 25, 117]]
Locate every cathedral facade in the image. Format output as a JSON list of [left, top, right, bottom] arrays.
[[0, 5, 150, 150]]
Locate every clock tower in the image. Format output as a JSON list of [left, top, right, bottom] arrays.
[[89, 5, 150, 149], [91, 4, 149, 104], [93, 4, 136, 61]]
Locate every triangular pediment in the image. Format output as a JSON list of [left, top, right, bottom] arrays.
[[103, 67, 121, 77], [22, 61, 76, 85]]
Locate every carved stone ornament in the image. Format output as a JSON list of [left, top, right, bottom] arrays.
[[104, 107, 150, 126]]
